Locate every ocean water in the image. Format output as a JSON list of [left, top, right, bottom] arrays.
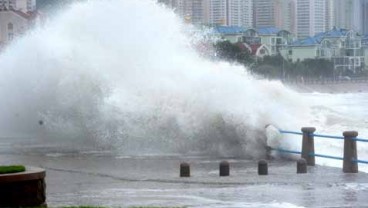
[[303, 93, 368, 171], [0, 0, 366, 172], [1, 1, 368, 207], [0, 0, 309, 158]]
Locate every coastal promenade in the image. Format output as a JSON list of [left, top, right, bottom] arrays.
[[2, 136, 368, 207]]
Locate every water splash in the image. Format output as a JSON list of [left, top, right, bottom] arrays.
[[0, 0, 311, 157]]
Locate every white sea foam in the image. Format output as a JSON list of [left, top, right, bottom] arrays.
[[303, 93, 368, 172], [0, 0, 349, 159]]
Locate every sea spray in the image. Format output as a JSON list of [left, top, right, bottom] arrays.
[[0, 0, 311, 157]]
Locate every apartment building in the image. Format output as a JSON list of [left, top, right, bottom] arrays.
[[225, 0, 252, 27], [332, 0, 362, 33], [158, 0, 253, 27], [363, 0, 368, 35], [296, 0, 326, 38], [0, 0, 36, 12], [253, 0, 296, 34]]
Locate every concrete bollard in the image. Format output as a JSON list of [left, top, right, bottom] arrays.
[[219, 161, 230, 176], [180, 162, 190, 177], [301, 127, 316, 166], [258, 160, 268, 175], [343, 131, 358, 173], [297, 158, 307, 174]]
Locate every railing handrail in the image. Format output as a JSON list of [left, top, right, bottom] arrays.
[[279, 130, 303, 135], [274, 128, 368, 168], [279, 129, 368, 142], [309, 153, 343, 161], [311, 133, 344, 140], [352, 137, 368, 142]]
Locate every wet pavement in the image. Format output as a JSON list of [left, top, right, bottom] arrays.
[[1, 137, 368, 207]]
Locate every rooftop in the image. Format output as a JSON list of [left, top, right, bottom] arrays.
[[0, 7, 39, 20], [293, 28, 355, 46], [256, 27, 281, 35], [213, 26, 246, 35], [212, 26, 286, 36]]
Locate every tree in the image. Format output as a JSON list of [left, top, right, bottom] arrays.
[[212, 41, 336, 80], [213, 40, 254, 65], [301, 59, 334, 78], [252, 55, 291, 79]]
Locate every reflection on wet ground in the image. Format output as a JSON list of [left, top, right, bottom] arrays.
[[1, 137, 368, 207]]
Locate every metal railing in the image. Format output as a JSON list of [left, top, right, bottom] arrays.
[[273, 127, 368, 173]]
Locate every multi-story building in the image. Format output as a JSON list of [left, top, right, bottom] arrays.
[[190, 0, 203, 24], [0, 8, 39, 47], [332, 0, 362, 33], [253, 0, 296, 34], [323, 0, 368, 35], [225, 0, 252, 27], [362, 0, 368, 35], [158, 0, 203, 24], [253, 0, 273, 28], [296, 0, 326, 38], [325, 0, 335, 31], [212, 25, 293, 57], [0, 0, 39, 47], [286, 28, 364, 74], [278, 0, 296, 35], [202, 0, 226, 25], [177, 0, 203, 24], [157, 0, 175, 7], [159, 0, 253, 27], [0, 0, 36, 12], [240, 0, 253, 28], [202, 0, 253, 27]]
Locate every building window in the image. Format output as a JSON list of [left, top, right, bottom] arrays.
[[7, 22, 13, 41], [8, 22, 13, 30]]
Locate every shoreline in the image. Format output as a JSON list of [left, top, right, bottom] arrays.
[[285, 82, 368, 94]]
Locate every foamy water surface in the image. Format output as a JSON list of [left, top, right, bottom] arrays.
[[0, 0, 366, 172]]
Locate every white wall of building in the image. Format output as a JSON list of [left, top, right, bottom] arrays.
[[0, 10, 29, 44], [278, 0, 296, 34], [254, 0, 296, 33], [363, 0, 368, 34], [201, 0, 252, 27], [333, 0, 362, 33], [240, 0, 252, 28], [226, 0, 252, 27], [253, 0, 273, 28], [203, 0, 227, 26], [297, 0, 326, 38], [325, 0, 334, 31]]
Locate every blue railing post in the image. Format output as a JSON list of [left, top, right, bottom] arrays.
[[343, 131, 358, 173], [301, 127, 316, 166]]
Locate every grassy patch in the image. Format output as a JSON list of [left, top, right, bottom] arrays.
[[0, 165, 26, 174]]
